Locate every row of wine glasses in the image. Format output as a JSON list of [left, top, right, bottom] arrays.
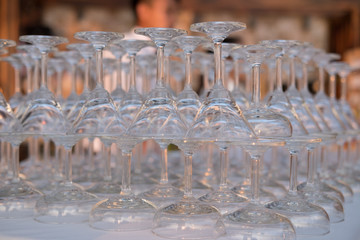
[[0, 20, 359, 240]]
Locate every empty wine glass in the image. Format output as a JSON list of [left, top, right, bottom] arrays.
[[189, 21, 254, 215], [128, 27, 187, 209]]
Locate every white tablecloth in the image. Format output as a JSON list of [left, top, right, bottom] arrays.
[[1, 197, 360, 240]]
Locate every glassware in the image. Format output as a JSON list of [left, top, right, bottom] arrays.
[[1, 55, 24, 111], [129, 27, 187, 209], [72, 31, 126, 196], [189, 21, 253, 215]]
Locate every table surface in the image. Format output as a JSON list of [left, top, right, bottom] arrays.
[[0, 197, 360, 240]]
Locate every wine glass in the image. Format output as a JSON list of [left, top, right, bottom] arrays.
[[189, 21, 254, 215], [72, 31, 126, 196], [1, 55, 24, 111], [173, 36, 209, 125], [220, 44, 296, 240], [107, 44, 126, 109], [128, 27, 187, 209], [53, 50, 82, 117]]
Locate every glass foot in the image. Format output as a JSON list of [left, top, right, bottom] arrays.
[[232, 184, 276, 204], [86, 181, 122, 198], [139, 183, 184, 209], [89, 194, 156, 231], [34, 183, 98, 224], [298, 181, 345, 203], [199, 187, 248, 215], [266, 194, 330, 236], [0, 180, 43, 219], [298, 183, 344, 223], [152, 197, 225, 239], [223, 203, 296, 240], [323, 178, 353, 203]]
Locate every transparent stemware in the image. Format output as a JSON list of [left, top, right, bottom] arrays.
[[72, 31, 126, 195], [152, 138, 226, 239], [107, 44, 126, 109], [54, 50, 82, 117], [220, 44, 296, 240], [313, 52, 354, 202], [189, 21, 254, 215], [115, 39, 152, 126], [230, 48, 249, 109], [2, 55, 24, 111], [128, 27, 187, 209]]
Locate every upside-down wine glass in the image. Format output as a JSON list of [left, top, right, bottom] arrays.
[[222, 44, 296, 240], [189, 21, 252, 215]]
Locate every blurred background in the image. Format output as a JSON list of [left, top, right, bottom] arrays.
[[1, 0, 360, 111]]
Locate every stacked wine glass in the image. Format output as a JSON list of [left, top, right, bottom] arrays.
[[0, 20, 359, 240]]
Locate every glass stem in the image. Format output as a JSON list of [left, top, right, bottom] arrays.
[[11, 145, 20, 183], [329, 74, 336, 100], [134, 144, 142, 175], [160, 147, 169, 184], [289, 150, 298, 194], [185, 52, 192, 88], [44, 140, 50, 169], [219, 148, 229, 190], [203, 65, 209, 91], [336, 144, 346, 175], [306, 147, 316, 185], [40, 52, 48, 87], [14, 68, 20, 93], [156, 45, 165, 87], [206, 144, 214, 177], [84, 58, 90, 90], [234, 59, 240, 89], [121, 150, 132, 195], [319, 67, 325, 93], [250, 154, 261, 202], [251, 63, 261, 106], [55, 145, 63, 180], [141, 67, 148, 94], [89, 140, 95, 171], [116, 57, 122, 87], [104, 145, 112, 182], [71, 64, 77, 94], [289, 57, 296, 88], [26, 67, 32, 94], [33, 138, 40, 165], [184, 153, 193, 198], [129, 54, 136, 90], [56, 70, 63, 98], [302, 62, 308, 91], [95, 48, 103, 86], [33, 59, 40, 91], [275, 55, 283, 91], [165, 55, 170, 86], [6, 143, 12, 179], [221, 58, 226, 87], [213, 42, 222, 86], [64, 147, 73, 186], [340, 77, 347, 101]]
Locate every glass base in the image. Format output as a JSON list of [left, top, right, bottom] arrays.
[[266, 193, 330, 236], [0, 180, 43, 219], [139, 183, 184, 209], [152, 197, 225, 239], [73, 170, 103, 188], [198, 187, 248, 215], [231, 184, 276, 204], [89, 194, 156, 231], [298, 181, 345, 203], [298, 183, 344, 223], [337, 175, 360, 194], [323, 178, 353, 203], [223, 203, 296, 240], [34, 183, 98, 224], [86, 181, 122, 198], [173, 178, 212, 198]]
